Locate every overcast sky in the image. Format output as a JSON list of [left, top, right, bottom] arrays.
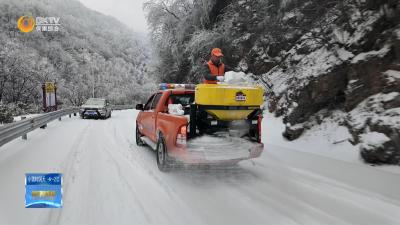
[[78, 0, 149, 33]]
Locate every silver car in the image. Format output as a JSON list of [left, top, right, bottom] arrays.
[[79, 98, 112, 119]]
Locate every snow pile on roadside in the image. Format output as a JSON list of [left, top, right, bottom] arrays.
[[263, 110, 359, 162], [13, 114, 40, 122], [262, 110, 400, 173]]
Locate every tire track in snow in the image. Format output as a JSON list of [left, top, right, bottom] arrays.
[[104, 114, 178, 199], [100, 142, 155, 224], [238, 155, 400, 225], [101, 112, 204, 224], [36, 122, 92, 225]]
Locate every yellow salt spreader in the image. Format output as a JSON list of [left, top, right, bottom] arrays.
[[195, 83, 264, 121], [188, 83, 264, 142]]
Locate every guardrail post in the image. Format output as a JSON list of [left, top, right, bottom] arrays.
[[21, 117, 27, 140]]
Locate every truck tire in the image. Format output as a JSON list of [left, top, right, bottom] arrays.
[[156, 134, 170, 172], [135, 125, 145, 146]]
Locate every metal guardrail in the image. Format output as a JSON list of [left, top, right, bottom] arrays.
[[0, 105, 134, 148], [111, 105, 135, 110], [0, 108, 79, 147]]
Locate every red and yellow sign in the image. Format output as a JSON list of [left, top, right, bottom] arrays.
[[17, 16, 35, 33]]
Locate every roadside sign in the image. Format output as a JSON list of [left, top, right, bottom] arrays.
[[45, 82, 55, 93], [42, 82, 57, 112]]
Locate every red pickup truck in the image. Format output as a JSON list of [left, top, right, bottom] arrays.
[[135, 87, 264, 171]]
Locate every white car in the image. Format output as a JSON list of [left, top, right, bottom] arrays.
[[79, 98, 112, 119]]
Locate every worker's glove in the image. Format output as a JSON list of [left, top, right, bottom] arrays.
[[216, 76, 225, 82]]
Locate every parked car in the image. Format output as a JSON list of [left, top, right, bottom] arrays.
[[80, 98, 112, 119]]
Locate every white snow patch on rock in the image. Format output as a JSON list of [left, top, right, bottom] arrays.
[[282, 11, 296, 22], [333, 28, 351, 44], [337, 48, 354, 61], [395, 28, 400, 39], [265, 42, 353, 96], [237, 59, 249, 71], [349, 79, 358, 84], [351, 45, 391, 63], [371, 109, 400, 130], [347, 11, 381, 45], [359, 132, 390, 151], [294, 47, 340, 78], [348, 92, 400, 130], [383, 70, 400, 82], [378, 92, 399, 103]]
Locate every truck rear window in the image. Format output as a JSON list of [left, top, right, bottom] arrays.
[[167, 94, 195, 106]]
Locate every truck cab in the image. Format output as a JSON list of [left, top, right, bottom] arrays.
[[136, 89, 194, 144]]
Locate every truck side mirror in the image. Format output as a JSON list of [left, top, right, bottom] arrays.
[[136, 104, 144, 111]]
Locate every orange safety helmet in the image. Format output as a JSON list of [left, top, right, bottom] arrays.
[[211, 48, 224, 57]]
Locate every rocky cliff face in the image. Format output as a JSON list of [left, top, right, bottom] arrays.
[[260, 1, 400, 164], [216, 0, 400, 164]]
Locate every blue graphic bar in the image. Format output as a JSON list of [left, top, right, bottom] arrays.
[[25, 173, 62, 208]]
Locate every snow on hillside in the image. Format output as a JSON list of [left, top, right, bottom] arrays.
[[360, 132, 391, 151], [347, 92, 400, 131], [263, 110, 400, 174], [0, 0, 156, 114]]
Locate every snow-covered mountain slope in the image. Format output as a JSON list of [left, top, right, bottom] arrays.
[[0, 0, 156, 113]]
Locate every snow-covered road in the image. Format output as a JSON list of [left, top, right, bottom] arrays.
[[0, 110, 399, 225]]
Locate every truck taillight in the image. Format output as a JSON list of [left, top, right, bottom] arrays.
[[177, 125, 187, 145], [258, 115, 262, 143]]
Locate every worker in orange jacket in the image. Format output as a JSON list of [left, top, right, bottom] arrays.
[[202, 48, 233, 84]]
